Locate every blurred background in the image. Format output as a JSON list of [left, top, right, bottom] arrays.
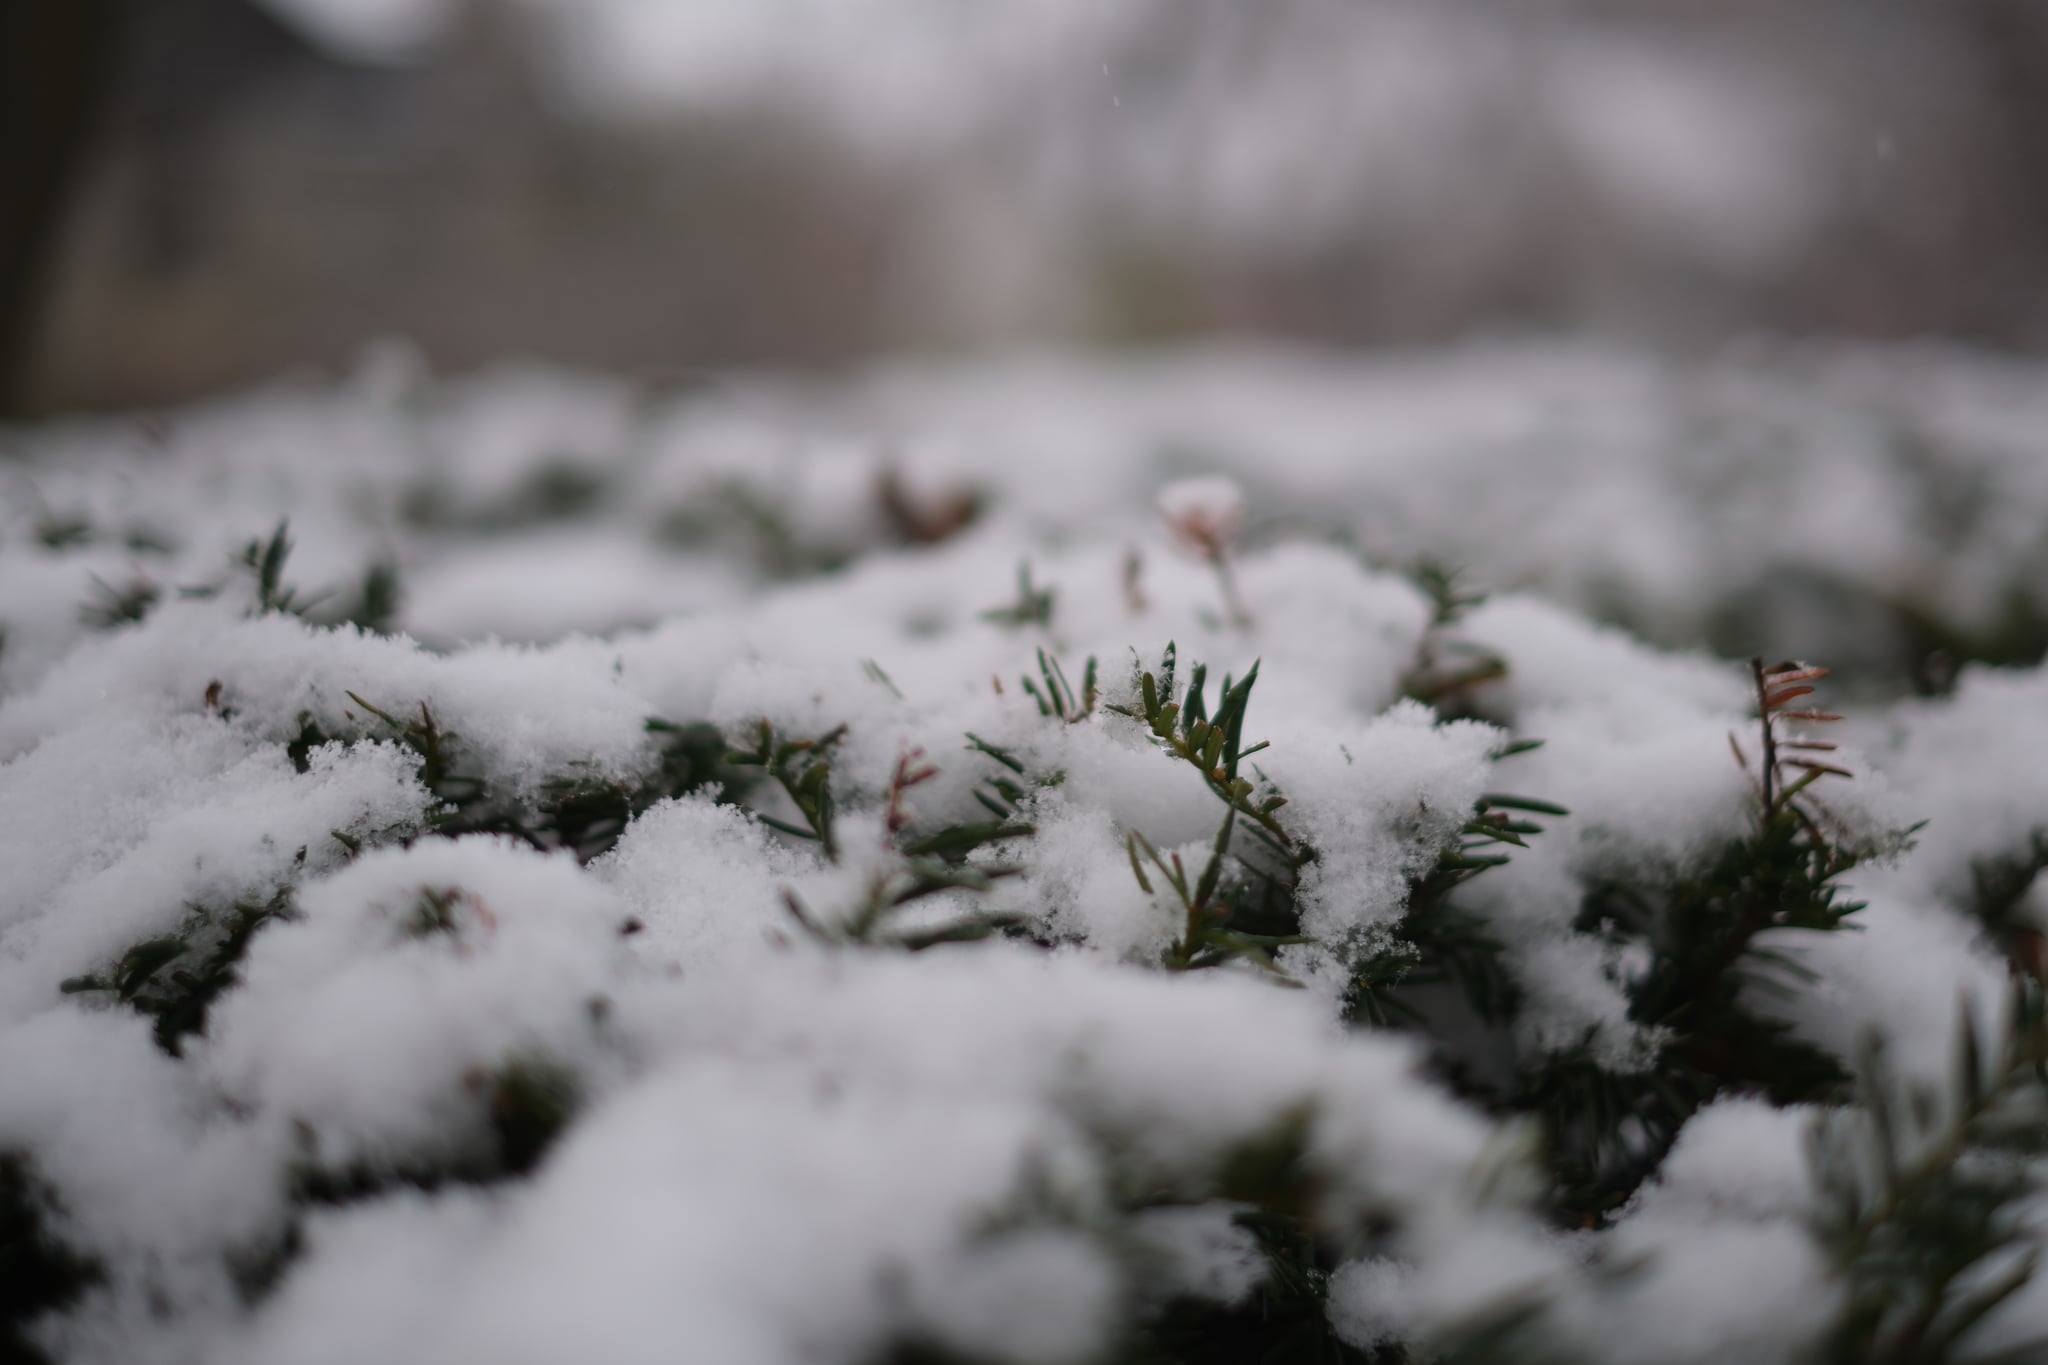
[[5, 0, 2048, 416]]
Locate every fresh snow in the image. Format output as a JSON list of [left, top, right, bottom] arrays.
[[3, 339, 2047, 1361]]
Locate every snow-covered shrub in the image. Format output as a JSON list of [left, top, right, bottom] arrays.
[[4, 343, 2048, 1364]]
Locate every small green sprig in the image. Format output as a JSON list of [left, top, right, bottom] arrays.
[[780, 869, 1024, 954], [206, 522, 408, 634], [314, 700, 733, 863], [1450, 790, 1571, 870], [345, 692, 484, 814], [342, 561, 402, 635], [1101, 644, 1314, 976], [543, 720, 747, 863], [81, 574, 160, 629], [243, 521, 316, 615], [1021, 648, 1098, 723], [981, 561, 1056, 629], [1126, 820, 1308, 980], [1109, 643, 1293, 861], [780, 745, 1032, 952], [59, 885, 299, 1057], [180, 520, 324, 617], [963, 733, 1032, 819], [726, 720, 847, 860], [1402, 560, 1508, 711], [1349, 785, 1567, 1029]]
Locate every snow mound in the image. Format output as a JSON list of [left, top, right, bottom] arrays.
[[5, 341, 2047, 1362]]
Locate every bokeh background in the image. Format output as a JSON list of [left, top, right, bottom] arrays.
[[6, 0, 2048, 415]]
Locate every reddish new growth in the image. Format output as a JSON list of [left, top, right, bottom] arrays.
[[885, 746, 940, 846], [1157, 477, 1251, 628], [1729, 658, 1852, 839], [878, 467, 979, 545]]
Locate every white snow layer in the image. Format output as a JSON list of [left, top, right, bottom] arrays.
[[2, 339, 2046, 1361]]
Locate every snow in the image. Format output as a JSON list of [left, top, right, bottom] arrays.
[[208, 836, 630, 1165], [0, 726, 430, 1022], [219, 949, 1495, 1365], [1272, 703, 1502, 996], [1587, 1100, 1843, 1365], [595, 794, 811, 968], [6, 338, 2048, 1361]]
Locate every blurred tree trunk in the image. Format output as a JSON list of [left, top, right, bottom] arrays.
[[1972, 0, 2048, 339], [0, 0, 115, 417]]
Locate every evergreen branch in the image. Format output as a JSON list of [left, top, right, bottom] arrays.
[[1814, 988, 2048, 1364]]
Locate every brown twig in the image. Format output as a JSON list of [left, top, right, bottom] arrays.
[[884, 746, 940, 846]]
